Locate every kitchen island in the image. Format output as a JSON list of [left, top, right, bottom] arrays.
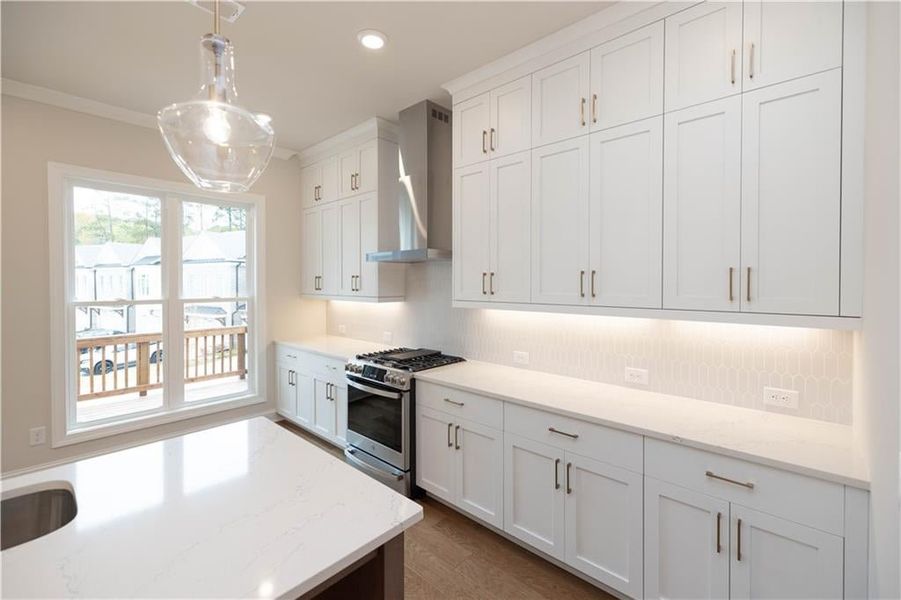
[[1, 417, 422, 598]]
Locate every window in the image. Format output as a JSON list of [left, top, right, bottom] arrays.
[[49, 164, 265, 446]]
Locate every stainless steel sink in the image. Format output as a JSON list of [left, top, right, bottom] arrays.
[[1, 487, 77, 550]]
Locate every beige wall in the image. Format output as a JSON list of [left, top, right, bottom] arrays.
[[1, 96, 326, 473]]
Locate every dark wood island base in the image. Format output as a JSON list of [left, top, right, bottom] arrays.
[[300, 533, 404, 600]]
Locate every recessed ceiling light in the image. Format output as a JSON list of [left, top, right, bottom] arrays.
[[357, 29, 387, 50]]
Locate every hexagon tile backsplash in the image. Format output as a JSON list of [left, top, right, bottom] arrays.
[[327, 262, 853, 424]]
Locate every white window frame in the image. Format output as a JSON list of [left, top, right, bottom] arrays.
[[48, 163, 267, 447]]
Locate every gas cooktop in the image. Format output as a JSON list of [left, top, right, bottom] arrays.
[[355, 348, 465, 372]]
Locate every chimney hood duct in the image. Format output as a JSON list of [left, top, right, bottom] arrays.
[[366, 100, 452, 263]]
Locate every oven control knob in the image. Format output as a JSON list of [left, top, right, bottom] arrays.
[[385, 374, 396, 384]]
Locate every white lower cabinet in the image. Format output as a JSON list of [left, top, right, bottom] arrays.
[[276, 363, 297, 418], [416, 405, 504, 528], [275, 344, 346, 446]]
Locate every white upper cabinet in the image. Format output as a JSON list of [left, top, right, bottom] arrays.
[[338, 198, 360, 296], [532, 52, 591, 147], [319, 156, 339, 203], [319, 204, 340, 295], [589, 117, 662, 309], [453, 93, 491, 168], [730, 505, 843, 600], [663, 96, 742, 312], [357, 194, 379, 297], [489, 76, 531, 158], [741, 70, 841, 315], [338, 139, 377, 197], [742, 1, 843, 91], [453, 162, 491, 301], [489, 151, 531, 303], [300, 163, 320, 208], [590, 22, 663, 131], [665, 2, 743, 112], [302, 208, 322, 294], [531, 137, 590, 305]]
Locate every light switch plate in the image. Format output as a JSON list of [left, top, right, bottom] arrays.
[[29, 426, 46, 446], [513, 351, 530, 365], [382, 331, 393, 343], [337, 324, 347, 335], [763, 387, 799, 409], [625, 367, 649, 386]]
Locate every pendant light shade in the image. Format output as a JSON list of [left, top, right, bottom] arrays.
[[158, 15, 274, 193]]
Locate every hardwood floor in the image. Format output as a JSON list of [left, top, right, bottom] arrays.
[[277, 420, 615, 600]]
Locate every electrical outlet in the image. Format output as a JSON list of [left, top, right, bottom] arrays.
[[624, 367, 649, 386], [382, 331, 393, 344], [763, 387, 799, 409], [29, 426, 46, 446], [512, 351, 530, 365], [337, 324, 347, 335]]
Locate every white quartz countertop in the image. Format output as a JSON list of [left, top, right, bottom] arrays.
[[277, 335, 390, 361], [1, 417, 422, 598], [416, 361, 869, 489]]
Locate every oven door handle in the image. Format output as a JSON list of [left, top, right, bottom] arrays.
[[346, 378, 403, 400], [344, 448, 404, 481]]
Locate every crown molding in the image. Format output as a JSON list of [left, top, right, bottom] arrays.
[[1, 78, 300, 161], [296, 116, 399, 166]]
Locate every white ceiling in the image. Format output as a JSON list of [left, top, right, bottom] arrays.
[[1, 1, 610, 151]]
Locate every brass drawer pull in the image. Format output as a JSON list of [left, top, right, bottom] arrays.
[[565, 462, 572, 494], [447, 422, 453, 447], [591, 93, 598, 123], [554, 458, 561, 490], [706, 470, 754, 489], [490, 128, 496, 151], [548, 427, 579, 440], [716, 511, 722, 553], [443, 398, 464, 407]]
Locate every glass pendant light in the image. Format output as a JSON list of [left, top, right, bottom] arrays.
[[158, 0, 275, 193]]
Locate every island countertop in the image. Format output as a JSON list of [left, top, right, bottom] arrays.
[[1, 417, 423, 598]]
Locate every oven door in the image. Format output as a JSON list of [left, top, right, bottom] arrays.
[[345, 376, 409, 470]]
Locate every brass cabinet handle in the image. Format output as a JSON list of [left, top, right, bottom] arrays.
[[443, 398, 464, 407], [355, 172, 361, 190], [591, 93, 598, 123], [579, 270, 585, 298], [591, 270, 597, 298], [554, 458, 561, 490], [749, 43, 755, 79], [482, 130, 488, 154], [736, 518, 743, 561], [489, 128, 496, 151], [482, 272, 487, 295], [728, 267, 734, 302], [454, 425, 461, 450], [565, 462, 572, 494], [731, 49, 736, 85], [706, 470, 755, 490], [447, 422, 453, 447], [548, 426, 579, 439], [489, 272, 495, 295], [716, 512, 722, 553], [746, 267, 751, 302], [580, 97, 586, 127]]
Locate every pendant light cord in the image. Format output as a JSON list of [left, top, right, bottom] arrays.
[[213, 0, 220, 35]]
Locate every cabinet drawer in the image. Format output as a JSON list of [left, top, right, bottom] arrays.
[[276, 344, 301, 365], [504, 403, 642, 473], [417, 381, 503, 430], [645, 438, 844, 535]]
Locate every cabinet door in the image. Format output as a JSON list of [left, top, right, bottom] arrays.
[[589, 116, 662, 309], [489, 151, 531, 303], [313, 378, 336, 439], [339, 198, 360, 296], [532, 52, 590, 147], [320, 204, 340, 295], [302, 208, 322, 295], [644, 478, 730, 600], [338, 149, 358, 197], [531, 137, 590, 305], [741, 70, 841, 315], [453, 92, 491, 167], [276, 364, 296, 417], [490, 76, 531, 158], [564, 453, 643, 598], [356, 140, 378, 194], [590, 21, 663, 131], [319, 156, 339, 203], [743, 1, 843, 91], [454, 418, 504, 528], [503, 433, 565, 560], [357, 193, 379, 297], [333, 383, 348, 444], [415, 407, 455, 502], [730, 504, 843, 600], [300, 163, 321, 208], [663, 97, 741, 311], [453, 162, 491, 301], [664, 2, 743, 111], [295, 370, 314, 428]]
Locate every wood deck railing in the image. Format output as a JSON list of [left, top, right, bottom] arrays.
[[76, 326, 246, 401]]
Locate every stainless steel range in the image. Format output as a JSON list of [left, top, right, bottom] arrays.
[[343, 348, 464, 496]]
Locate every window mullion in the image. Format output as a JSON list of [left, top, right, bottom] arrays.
[[164, 194, 185, 408]]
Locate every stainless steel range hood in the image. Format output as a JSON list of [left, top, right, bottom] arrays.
[[367, 100, 452, 263]]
